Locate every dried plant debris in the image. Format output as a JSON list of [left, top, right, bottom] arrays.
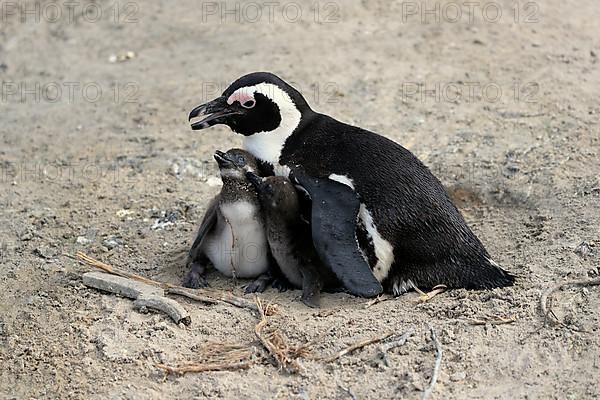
[[156, 342, 257, 374], [467, 315, 516, 326], [82, 271, 164, 299], [254, 297, 307, 374], [75, 252, 258, 312], [421, 326, 443, 400], [321, 331, 395, 363]]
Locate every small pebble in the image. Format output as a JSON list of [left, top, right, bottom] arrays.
[[76, 236, 91, 245], [451, 371, 467, 382], [574, 241, 593, 258]]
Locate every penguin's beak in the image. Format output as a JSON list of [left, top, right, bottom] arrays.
[[214, 150, 234, 168], [245, 171, 264, 189], [189, 96, 244, 130]]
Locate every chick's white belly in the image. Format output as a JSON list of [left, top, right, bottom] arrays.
[[205, 202, 269, 278]]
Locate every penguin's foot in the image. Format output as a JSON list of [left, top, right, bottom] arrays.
[[182, 262, 208, 289], [301, 291, 321, 308], [271, 277, 292, 292], [244, 273, 272, 294], [301, 269, 323, 308]]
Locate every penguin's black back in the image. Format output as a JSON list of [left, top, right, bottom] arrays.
[[281, 113, 514, 290]]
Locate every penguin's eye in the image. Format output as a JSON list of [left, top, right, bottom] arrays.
[[241, 99, 256, 109], [238, 156, 246, 164]]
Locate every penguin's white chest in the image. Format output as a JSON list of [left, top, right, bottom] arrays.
[[205, 201, 269, 278]]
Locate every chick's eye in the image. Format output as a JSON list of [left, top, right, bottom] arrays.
[[241, 99, 255, 109], [238, 156, 245, 164]]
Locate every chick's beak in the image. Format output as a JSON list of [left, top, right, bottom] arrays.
[[213, 150, 233, 168], [189, 96, 243, 130], [245, 171, 264, 189]]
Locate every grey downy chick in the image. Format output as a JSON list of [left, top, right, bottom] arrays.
[[246, 172, 340, 307], [184, 149, 272, 293]]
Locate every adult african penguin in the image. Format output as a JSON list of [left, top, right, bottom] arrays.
[[188, 72, 515, 297]]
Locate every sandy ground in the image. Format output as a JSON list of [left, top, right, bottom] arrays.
[[1, 0, 599, 398]]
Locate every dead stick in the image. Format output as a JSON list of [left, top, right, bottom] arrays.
[[165, 287, 219, 305], [377, 330, 413, 368], [540, 278, 600, 325], [210, 291, 260, 312], [421, 326, 443, 400], [337, 383, 358, 400], [75, 252, 161, 286], [379, 330, 413, 353], [74, 252, 258, 312], [82, 271, 164, 299], [167, 287, 258, 312], [322, 331, 394, 363], [364, 295, 393, 309], [156, 360, 251, 374], [468, 316, 516, 326], [134, 294, 191, 326], [254, 298, 287, 369]]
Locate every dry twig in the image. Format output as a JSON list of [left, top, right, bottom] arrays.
[[254, 297, 303, 373], [82, 272, 189, 325], [156, 342, 255, 374], [82, 271, 164, 299], [165, 287, 219, 305], [422, 326, 443, 400], [76, 252, 160, 286], [540, 278, 600, 326], [157, 360, 251, 374], [321, 331, 394, 363], [74, 252, 258, 313], [379, 330, 413, 353], [364, 295, 393, 309], [467, 316, 516, 326], [377, 330, 413, 367], [134, 294, 191, 326], [337, 383, 358, 400]]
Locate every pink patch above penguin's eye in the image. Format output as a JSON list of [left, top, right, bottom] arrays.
[[227, 90, 255, 106]]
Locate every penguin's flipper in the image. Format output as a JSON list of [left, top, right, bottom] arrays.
[[188, 196, 219, 260], [290, 168, 383, 298], [184, 197, 219, 288]]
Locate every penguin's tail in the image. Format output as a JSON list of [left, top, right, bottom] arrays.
[[468, 257, 516, 289]]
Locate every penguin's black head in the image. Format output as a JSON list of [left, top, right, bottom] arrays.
[[189, 72, 312, 137], [214, 148, 257, 170], [214, 148, 258, 180]]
